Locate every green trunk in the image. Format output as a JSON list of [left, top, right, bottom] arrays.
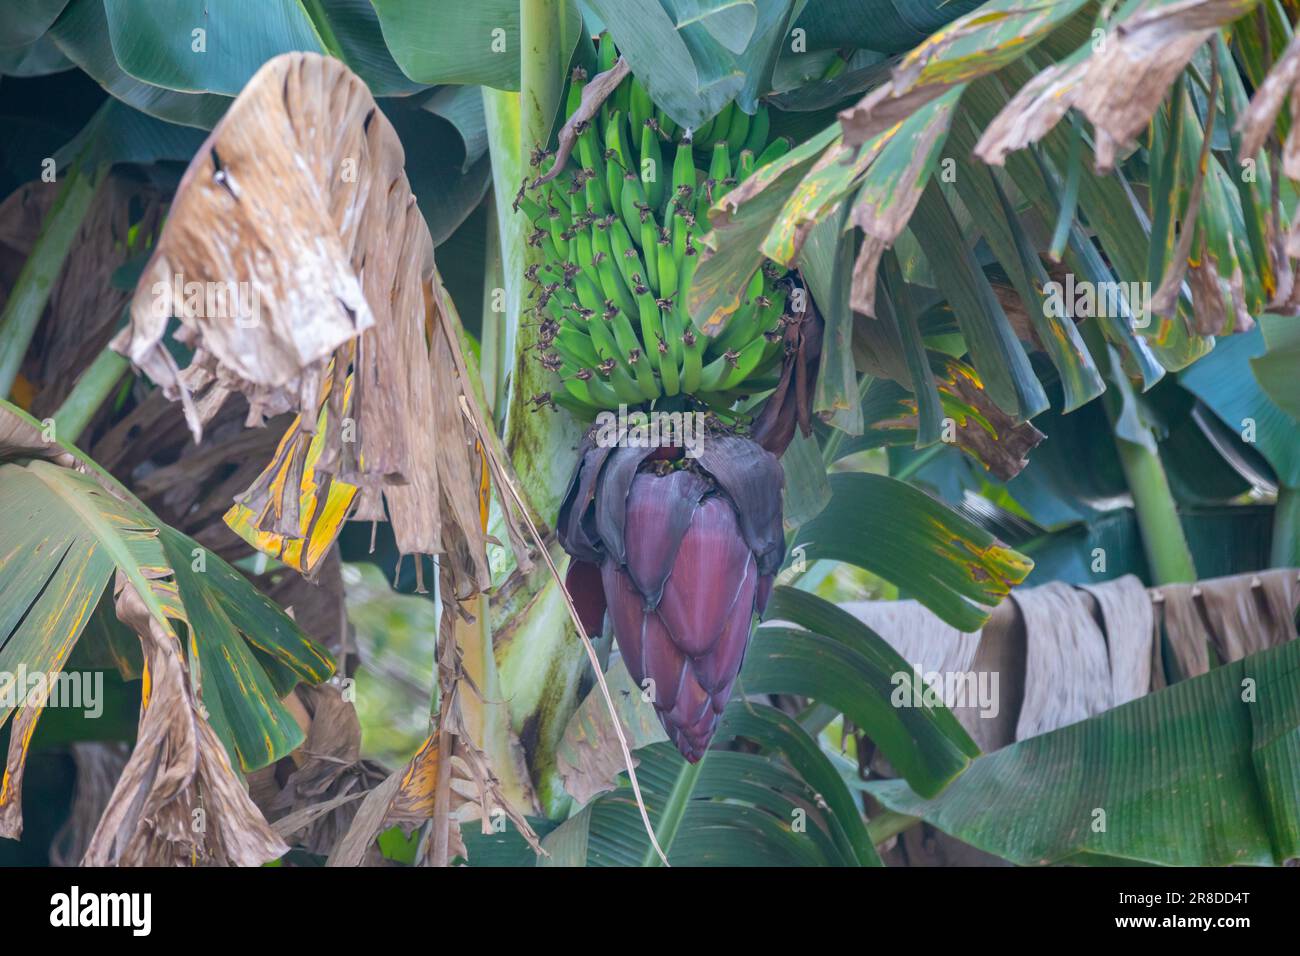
[[0, 160, 104, 399], [477, 2, 588, 815], [51, 346, 129, 444], [1084, 323, 1196, 586], [1109, 429, 1197, 584]]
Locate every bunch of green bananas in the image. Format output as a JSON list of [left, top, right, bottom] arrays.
[[520, 34, 794, 420]]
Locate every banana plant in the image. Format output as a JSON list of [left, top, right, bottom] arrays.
[[3, 0, 1300, 870]]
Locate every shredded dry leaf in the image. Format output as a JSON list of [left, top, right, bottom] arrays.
[[110, 52, 523, 598], [975, 0, 1255, 172], [1237, 30, 1300, 311], [83, 573, 289, 866]]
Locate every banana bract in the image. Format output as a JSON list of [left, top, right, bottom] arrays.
[[559, 435, 785, 761], [521, 33, 794, 420]]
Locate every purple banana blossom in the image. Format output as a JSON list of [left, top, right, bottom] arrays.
[[558, 434, 785, 761]]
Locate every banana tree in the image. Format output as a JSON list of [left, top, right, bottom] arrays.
[[2, 0, 1300, 869]]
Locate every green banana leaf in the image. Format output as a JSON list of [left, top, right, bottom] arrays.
[[0, 32, 72, 76], [793, 471, 1033, 631], [53, 97, 206, 172], [0, 0, 72, 51], [593, 0, 798, 124], [909, 180, 1049, 420], [51, 0, 231, 128], [556, 742, 857, 865], [798, 200, 861, 435], [497, 697, 880, 867], [373, 0, 583, 91], [755, 586, 978, 796], [790, 0, 984, 55], [870, 635, 1300, 865], [1251, 315, 1300, 424], [1182, 324, 1300, 487], [101, 0, 422, 97], [463, 583, 984, 865], [0, 401, 334, 775], [1020, 505, 1276, 586]]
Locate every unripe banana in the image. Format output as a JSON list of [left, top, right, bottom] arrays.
[[639, 121, 664, 211], [742, 107, 769, 158], [630, 77, 653, 138], [736, 149, 756, 187], [619, 172, 645, 243], [520, 37, 791, 416], [605, 111, 631, 213], [640, 215, 660, 288], [724, 107, 751, 161], [670, 136, 695, 218], [756, 136, 793, 166], [697, 102, 732, 149], [656, 233, 678, 301]]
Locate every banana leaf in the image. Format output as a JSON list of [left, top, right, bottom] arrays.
[[793, 471, 1034, 631], [0, 401, 334, 778], [870, 635, 1300, 865], [373, 0, 583, 91]]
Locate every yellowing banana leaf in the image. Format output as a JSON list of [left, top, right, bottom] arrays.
[[110, 53, 522, 603], [837, 0, 1092, 148], [975, 0, 1259, 172], [793, 471, 1034, 632], [0, 400, 334, 849], [224, 372, 359, 578], [82, 574, 290, 866], [842, 88, 962, 318], [692, 122, 840, 334]]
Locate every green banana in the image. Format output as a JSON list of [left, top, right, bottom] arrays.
[[706, 141, 731, 207], [724, 107, 751, 161], [698, 102, 732, 149], [756, 136, 793, 167], [640, 215, 660, 288], [594, 242, 637, 318], [605, 111, 631, 212], [620, 171, 645, 242], [669, 136, 695, 219], [639, 121, 664, 211], [698, 336, 766, 392], [742, 106, 769, 157], [735, 149, 755, 188], [691, 113, 715, 145], [554, 325, 601, 368], [656, 233, 678, 301], [519, 34, 792, 417], [655, 108, 678, 140], [630, 77, 653, 137]]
